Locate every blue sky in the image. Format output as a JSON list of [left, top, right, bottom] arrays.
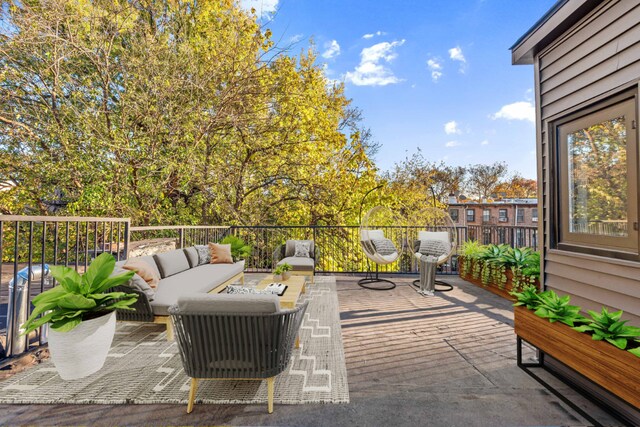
[[241, 0, 557, 179]]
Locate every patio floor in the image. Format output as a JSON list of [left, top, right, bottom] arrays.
[[0, 275, 621, 426]]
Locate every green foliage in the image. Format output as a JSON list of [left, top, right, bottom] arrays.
[[273, 263, 292, 275], [534, 291, 586, 327], [460, 240, 484, 258], [511, 285, 541, 310], [21, 254, 138, 334], [572, 307, 640, 350], [0, 0, 379, 226], [220, 235, 251, 261], [521, 251, 541, 278]]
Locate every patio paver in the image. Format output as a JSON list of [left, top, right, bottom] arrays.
[[0, 275, 621, 426]]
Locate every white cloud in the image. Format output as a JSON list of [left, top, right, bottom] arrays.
[[290, 34, 304, 43], [444, 120, 461, 135], [322, 40, 341, 59], [363, 31, 385, 39], [491, 101, 535, 123], [240, 0, 278, 16], [448, 46, 467, 74], [448, 46, 466, 63], [481, 139, 490, 146], [445, 141, 460, 148], [427, 58, 443, 82], [345, 40, 405, 86]]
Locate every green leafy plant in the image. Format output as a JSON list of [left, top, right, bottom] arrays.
[[274, 263, 292, 275], [521, 251, 540, 279], [511, 285, 541, 309], [220, 235, 252, 261], [21, 253, 138, 334], [572, 307, 640, 351], [460, 240, 484, 258], [534, 290, 587, 326]]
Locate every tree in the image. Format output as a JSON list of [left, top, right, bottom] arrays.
[[494, 174, 537, 199], [465, 162, 508, 200], [0, 0, 378, 226]]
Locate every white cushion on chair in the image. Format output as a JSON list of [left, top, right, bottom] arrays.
[[361, 229, 385, 240], [417, 231, 449, 242]]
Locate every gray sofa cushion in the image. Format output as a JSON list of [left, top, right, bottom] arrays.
[[172, 293, 280, 314], [277, 256, 314, 271], [183, 246, 199, 268], [153, 250, 191, 278], [112, 266, 155, 301], [150, 261, 244, 315]]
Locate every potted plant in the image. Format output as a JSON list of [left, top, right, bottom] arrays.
[[512, 286, 640, 408], [220, 235, 252, 266], [273, 263, 292, 281], [21, 253, 138, 380]]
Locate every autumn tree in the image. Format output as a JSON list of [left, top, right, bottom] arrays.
[[0, 0, 378, 225], [493, 174, 537, 199], [465, 162, 508, 200]]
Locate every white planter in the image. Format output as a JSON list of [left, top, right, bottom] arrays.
[[48, 311, 116, 380]]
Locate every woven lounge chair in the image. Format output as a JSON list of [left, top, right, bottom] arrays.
[[169, 294, 308, 414]]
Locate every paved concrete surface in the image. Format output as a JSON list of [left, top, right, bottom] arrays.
[[0, 274, 623, 426]]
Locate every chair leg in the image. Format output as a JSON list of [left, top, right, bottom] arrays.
[[267, 377, 275, 414], [187, 378, 198, 414], [166, 321, 174, 341]]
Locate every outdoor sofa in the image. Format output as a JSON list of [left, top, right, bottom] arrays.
[[111, 246, 245, 339]]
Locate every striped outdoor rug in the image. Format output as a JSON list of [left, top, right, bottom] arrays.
[[0, 276, 349, 405]]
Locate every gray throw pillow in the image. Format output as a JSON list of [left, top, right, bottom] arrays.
[[371, 238, 397, 256], [195, 245, 210, 265], [294, 241, 311, 258], [419, 240, 451, 257], [112, 266, 155, 301]]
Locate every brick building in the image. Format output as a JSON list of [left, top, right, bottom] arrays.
[[448, 196, 539, 247]]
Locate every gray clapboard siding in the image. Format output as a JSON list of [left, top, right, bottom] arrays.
[[536, 1, 640, 323]]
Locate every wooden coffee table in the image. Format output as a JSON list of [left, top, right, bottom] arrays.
[[256, 275, 306, 309]]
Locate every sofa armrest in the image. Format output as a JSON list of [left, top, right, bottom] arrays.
[[111, 285, 155, 322], [272, 244, 285, 269]]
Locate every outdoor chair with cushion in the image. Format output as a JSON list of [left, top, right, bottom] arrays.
[[169, 293, 308, 414], [273, 239, 316, 283]]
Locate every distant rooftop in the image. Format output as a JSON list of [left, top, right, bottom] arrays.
[[450, 198, 538, 206]]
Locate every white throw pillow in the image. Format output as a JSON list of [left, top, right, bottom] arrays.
[[294, 241, 311, 258]]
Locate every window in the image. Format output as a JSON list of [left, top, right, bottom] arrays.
[[554, 91, 638, 257], [515, 229, 525, 247], [499, 209, 508, 222], [483, 229, 491, 245], [482, 209, 490, 222], [532, 208, 538, 222], [516, 209, 524, 223], [498, 228, 506, 244], [466, 209, 475, 222], [450, 209, 459, 222]]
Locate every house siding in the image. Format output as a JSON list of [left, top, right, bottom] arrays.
[[535, 0, 640, 323]]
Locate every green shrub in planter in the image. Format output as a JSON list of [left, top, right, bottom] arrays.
[[21, 253, 138, 334]]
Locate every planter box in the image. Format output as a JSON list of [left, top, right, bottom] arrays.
[[514, 306, 640, 409], [458, 256, 516, 301]]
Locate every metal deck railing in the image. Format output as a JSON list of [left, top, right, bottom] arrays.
[[0, 215, 537, 366]]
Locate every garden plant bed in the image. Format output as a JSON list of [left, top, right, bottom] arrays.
[[514, 306, 640, 409], [458, 255, 539, 302]]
